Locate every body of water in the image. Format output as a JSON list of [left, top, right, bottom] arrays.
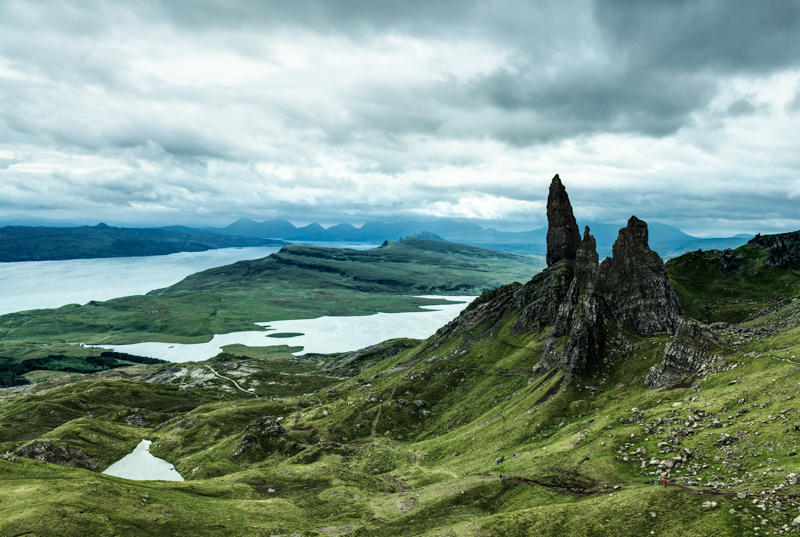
[[102, 440, 184, 481], [98, 295, 475, 362], [0, 243, 379, 315]]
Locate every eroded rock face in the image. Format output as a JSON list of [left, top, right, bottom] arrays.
[[545, 174, 581, 267], [234, 415, 287, 456], [14, 440, 97, 469], [599, 216, 682, 337], [536, 227, 603, 381], [428, 176, 684, 383], [510, 263, 574, 334], [645, 317, 720, 388], [749, 233, 800, 269]]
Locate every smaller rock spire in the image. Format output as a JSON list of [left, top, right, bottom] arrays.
[[599, 216, 682, 336]]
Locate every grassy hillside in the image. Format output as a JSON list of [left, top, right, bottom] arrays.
[[0, 238, 799, 535], [0, 237, 544, 360]]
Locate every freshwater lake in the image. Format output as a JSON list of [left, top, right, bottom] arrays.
[[96, 296, 474, 362]]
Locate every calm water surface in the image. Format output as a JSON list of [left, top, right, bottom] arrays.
[[98, 296, 475, 362]]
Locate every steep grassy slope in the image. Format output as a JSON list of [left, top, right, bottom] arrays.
[[1, 239, 799, 535], [0, 238, 544, 359]]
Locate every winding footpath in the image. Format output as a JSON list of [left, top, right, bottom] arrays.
[[204, 365, 259, 398]]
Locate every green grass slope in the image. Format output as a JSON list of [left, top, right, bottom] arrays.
[[1, 238, 800, 535]]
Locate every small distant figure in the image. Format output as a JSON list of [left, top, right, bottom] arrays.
[[558, 486, 561, 492], [663, 477, 667, 488]]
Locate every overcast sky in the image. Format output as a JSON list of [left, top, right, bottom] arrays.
[[1, 0, 799, 236]]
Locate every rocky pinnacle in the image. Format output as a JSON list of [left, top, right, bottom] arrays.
[[599, 216, 683, 337], [545, 174, 581, 267]]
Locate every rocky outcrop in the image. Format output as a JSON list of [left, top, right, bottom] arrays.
[[428, 175, 684, 383], [14, 440, 97, 469], [749, 232, 800, 269], [714, 248, 744, 274], [536, 227, 603, 381], [242, 415, 286, 437], [532, 185, 681, 379], [140, 366, 184, 384], [645, 317, 721, 388], [599, 216, 682, 337], [532, 186, 682, 379], [545, 174, 581, 267], [234, 415, 287, 456]]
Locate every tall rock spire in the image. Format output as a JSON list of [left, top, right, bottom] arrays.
[[545, 174, 581, 267]]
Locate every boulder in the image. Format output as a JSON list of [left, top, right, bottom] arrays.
[[715, 433, 732, 446]]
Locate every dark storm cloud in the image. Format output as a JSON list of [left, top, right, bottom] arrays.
[[143, 0, 800, 143], [0, 0, 799, 233], [595, 0, 800, 74]]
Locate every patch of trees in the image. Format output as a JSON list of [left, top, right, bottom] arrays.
[[98, 351, 165, 365], [0, 352, 166, 388]]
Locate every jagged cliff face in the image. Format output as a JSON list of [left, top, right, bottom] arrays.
[[599, 216, 683, 337], [431, 175, 683, 383], [534, 181, 681, 380], [644, 317, 722, 388], [536, 227, 603, 381]]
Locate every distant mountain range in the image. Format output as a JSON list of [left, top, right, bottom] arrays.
[[0, 215, 755, 261], [163, 217, 753, 259], [0, 224, 285, 262]]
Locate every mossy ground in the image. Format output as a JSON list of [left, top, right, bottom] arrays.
[[1, 241, 799, 535]]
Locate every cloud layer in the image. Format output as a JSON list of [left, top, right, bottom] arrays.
[[1, 0, 799, 235]]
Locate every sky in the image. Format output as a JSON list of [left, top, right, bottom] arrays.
[[1, 1, 799, 236]]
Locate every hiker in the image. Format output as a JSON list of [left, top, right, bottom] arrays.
[[663, 477, 667, 487]]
